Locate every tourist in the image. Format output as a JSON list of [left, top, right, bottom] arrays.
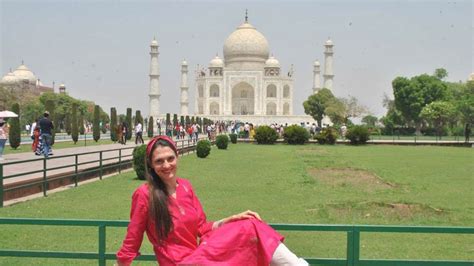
[[135, 121, 144, 144], [116, 135, 308, 266], [121, 122, 128, 145], [38, 111, 54, 158], [30, 119, 38, 140], [0, 118, 9, 160], [32, 123, 40, 154]]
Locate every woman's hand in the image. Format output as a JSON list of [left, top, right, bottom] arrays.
[[228, 210, 262, 222], [213, 210, 262, 229]]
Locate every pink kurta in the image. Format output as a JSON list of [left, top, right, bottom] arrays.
[[117, 178, 283, 266]]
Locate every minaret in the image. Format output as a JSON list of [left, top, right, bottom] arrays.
[[313, 60, 321, 93], [149, 37, 160, 119], [180, 59, 189, 115], [323, 38, 334, 90]]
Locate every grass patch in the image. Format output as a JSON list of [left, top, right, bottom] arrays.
[[0, 144, 472, 264]]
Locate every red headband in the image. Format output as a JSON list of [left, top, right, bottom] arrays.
[[146, 135, 178, 158]]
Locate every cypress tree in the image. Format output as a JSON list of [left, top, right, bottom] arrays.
[[180, 115, 185, 127], [110, 107, 117, 142], [135, 110, 143, 125], [126, 108, 132, 140], [65, 113, 71, 135], [8, 103, 21, 149], [71, 103, 78, 144], [78, 114, 85, 135], [185, 115, 190, 126], [45, 99, 56, 145], [93, 105, 100, 142], [148, 116, 154, 138], [173, 114, 178, 135], [166, 113, 170, 135], [191, 116, 195, 124]]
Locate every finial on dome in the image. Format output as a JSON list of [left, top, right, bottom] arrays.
[[245, 9, 248, 22], [21, 59, 24, 65]]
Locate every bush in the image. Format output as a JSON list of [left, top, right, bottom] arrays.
[[215, 135, 229, 149], [283, 125, 310, 145], [314, 127, 338, 145], [229, 133, 237, 144], [196, 140, 211, 158], [254, 126, 278, 144], [132, 144, 147, 180], [238, 130, 246, 138], [346, 125, 370, 145]]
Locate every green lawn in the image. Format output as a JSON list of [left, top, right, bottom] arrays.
[[0, 144, 472, 265]]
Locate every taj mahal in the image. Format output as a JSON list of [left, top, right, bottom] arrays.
[[148, 14, 334, 126]]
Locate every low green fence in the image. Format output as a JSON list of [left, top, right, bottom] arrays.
[[0, 218, 472, 265], [0, 137, 209, 207]]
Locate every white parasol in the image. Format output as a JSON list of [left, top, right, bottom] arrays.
[[0, 110, 19, 118]]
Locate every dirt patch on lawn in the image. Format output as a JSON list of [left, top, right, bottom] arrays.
[[326, 202, 444, 219], [308, 168, 396, 192]]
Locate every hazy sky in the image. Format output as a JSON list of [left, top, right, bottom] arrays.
[[1, 0, 472, 118]]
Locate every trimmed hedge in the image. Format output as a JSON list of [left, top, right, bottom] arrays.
[[196, 140, 211, 158], [229, 133, 237, 144], [283, 125, 310, 145], [254, 126, 278, 144], [315, 127, 338, 145], [346, 125, 370, 145], [132, 144, 147, 180], [215, 135, 229, 149]]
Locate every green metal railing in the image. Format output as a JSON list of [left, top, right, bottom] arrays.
[[0, 218, 472, 265], [0, 137, 209, 208]]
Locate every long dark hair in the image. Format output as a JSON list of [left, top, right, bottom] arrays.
[[146, 139, 176, 241]]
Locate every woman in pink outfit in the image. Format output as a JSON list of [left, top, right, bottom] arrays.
[[116, 135, 308, 266]]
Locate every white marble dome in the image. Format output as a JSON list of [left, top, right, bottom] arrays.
[[313, 60, 320, 66], [1, 70, 18, 84], [209, 55, 224, 68], [325, 39, 333, 46], [468, 73, 474, 81], [265, 56, 280, 68], [223, 22, 269, 64], [12, 64, 36, 83]]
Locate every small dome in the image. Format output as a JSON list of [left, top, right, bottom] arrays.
[[182, 59, 188, 66], [59, 83, 66, 88], [151, 38, 158, 46], [223, 22, 269, 65], [265, 56, 280, 68], [12, 64, 36, 83], [1, 71, 18, 84], [209, 55, 224, 68], [313, 60, 320, 66], [469, 73, 474, 81], [325, 39, 333, 46]]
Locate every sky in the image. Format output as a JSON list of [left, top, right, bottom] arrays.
[[1, 0, 472, 118]]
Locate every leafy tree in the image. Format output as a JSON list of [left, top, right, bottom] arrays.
[[434, 68, 448, 80], [303, 88, 335, 127], [71, 103, 79, 144], [148, 116, 154, 138], [93, 105, 101, 142], [8, 103, 21, 149], [362, 115, 378, 127], [110, 107, 118, 142], [393, 74, 447, 134], [420, 101, 456, 137], [126, 108, 132, 140]]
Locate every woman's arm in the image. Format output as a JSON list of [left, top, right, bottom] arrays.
[[212, 210, 262, 230]]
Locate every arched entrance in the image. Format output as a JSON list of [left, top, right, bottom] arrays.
[[232, 82, 254, 115]]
